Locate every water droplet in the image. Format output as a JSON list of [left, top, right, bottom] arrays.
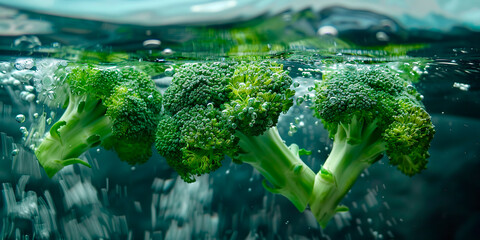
[[33, 113, 39, 118], [15, 114, 25, 123], [46, 118, 52, 125]]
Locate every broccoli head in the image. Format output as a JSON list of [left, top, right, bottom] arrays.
[[35, 65, 162, 177], [156, 61, 315, 211], [310, 63, 435, 226]]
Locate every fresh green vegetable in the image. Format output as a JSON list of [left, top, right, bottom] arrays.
[[155, 61, 316, 211], [310, 64, 435, 227], [35, 65, 162, 177]]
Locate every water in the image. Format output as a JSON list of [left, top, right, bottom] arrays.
[[1, 1, 480, 240]]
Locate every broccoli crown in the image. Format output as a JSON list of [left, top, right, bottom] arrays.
[[313, 64, 435, 175], [156, 61, 294, 182], [163, 62, 235, 115], [64, 65, 162, 164]]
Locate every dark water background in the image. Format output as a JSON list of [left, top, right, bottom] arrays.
[[1, 3, 480, 240]]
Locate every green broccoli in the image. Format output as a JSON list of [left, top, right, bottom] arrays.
[[35, 65, 162, 177], [310, 64, 435, 227], [155, 61, 316, 211]]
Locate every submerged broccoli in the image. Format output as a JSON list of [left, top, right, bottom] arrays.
[[310, 64, 435, 227], [35, 65, 162, 177], [156, 61, 316, 211], [155, 60, 435, 226]]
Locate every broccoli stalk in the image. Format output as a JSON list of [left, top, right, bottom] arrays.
[[236, 127, 315, 211], [309, 117, 386, 227], [35, 92, 113, 177]]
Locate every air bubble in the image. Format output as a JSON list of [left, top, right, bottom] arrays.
[[296, 97, 304, 105], [293, 82, 300, 88], [24, 85, 35, 92], [261, 102, 269, 109], [25, 94, 36, 102], [164, 68, 174, 76], [143, 39, 161, 48], [376, 31, 389, 41], [14, 58, 35, 70], [162, 48, 174, 55], [19, 126, 28, 136], [11, 149, 19, 156], [294, 117, 300, 124], [317, 26, 338, 36], [15, 114, 26, 123], [207, 102, 214, 109], [289, 124, 298, 134], [302, 72, 312, 78]]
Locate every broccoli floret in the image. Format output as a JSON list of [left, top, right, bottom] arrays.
[[156, 61, 316, 211], [310, 64, 435, 227], [35, 65, 162, 177]]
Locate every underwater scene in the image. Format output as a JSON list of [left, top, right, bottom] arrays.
[[0, 0, 479, 239]]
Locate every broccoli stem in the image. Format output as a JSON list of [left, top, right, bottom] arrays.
[[35, 93, 113, 177], [235, 127, 315, 212], [309, 117, 386, 227]]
